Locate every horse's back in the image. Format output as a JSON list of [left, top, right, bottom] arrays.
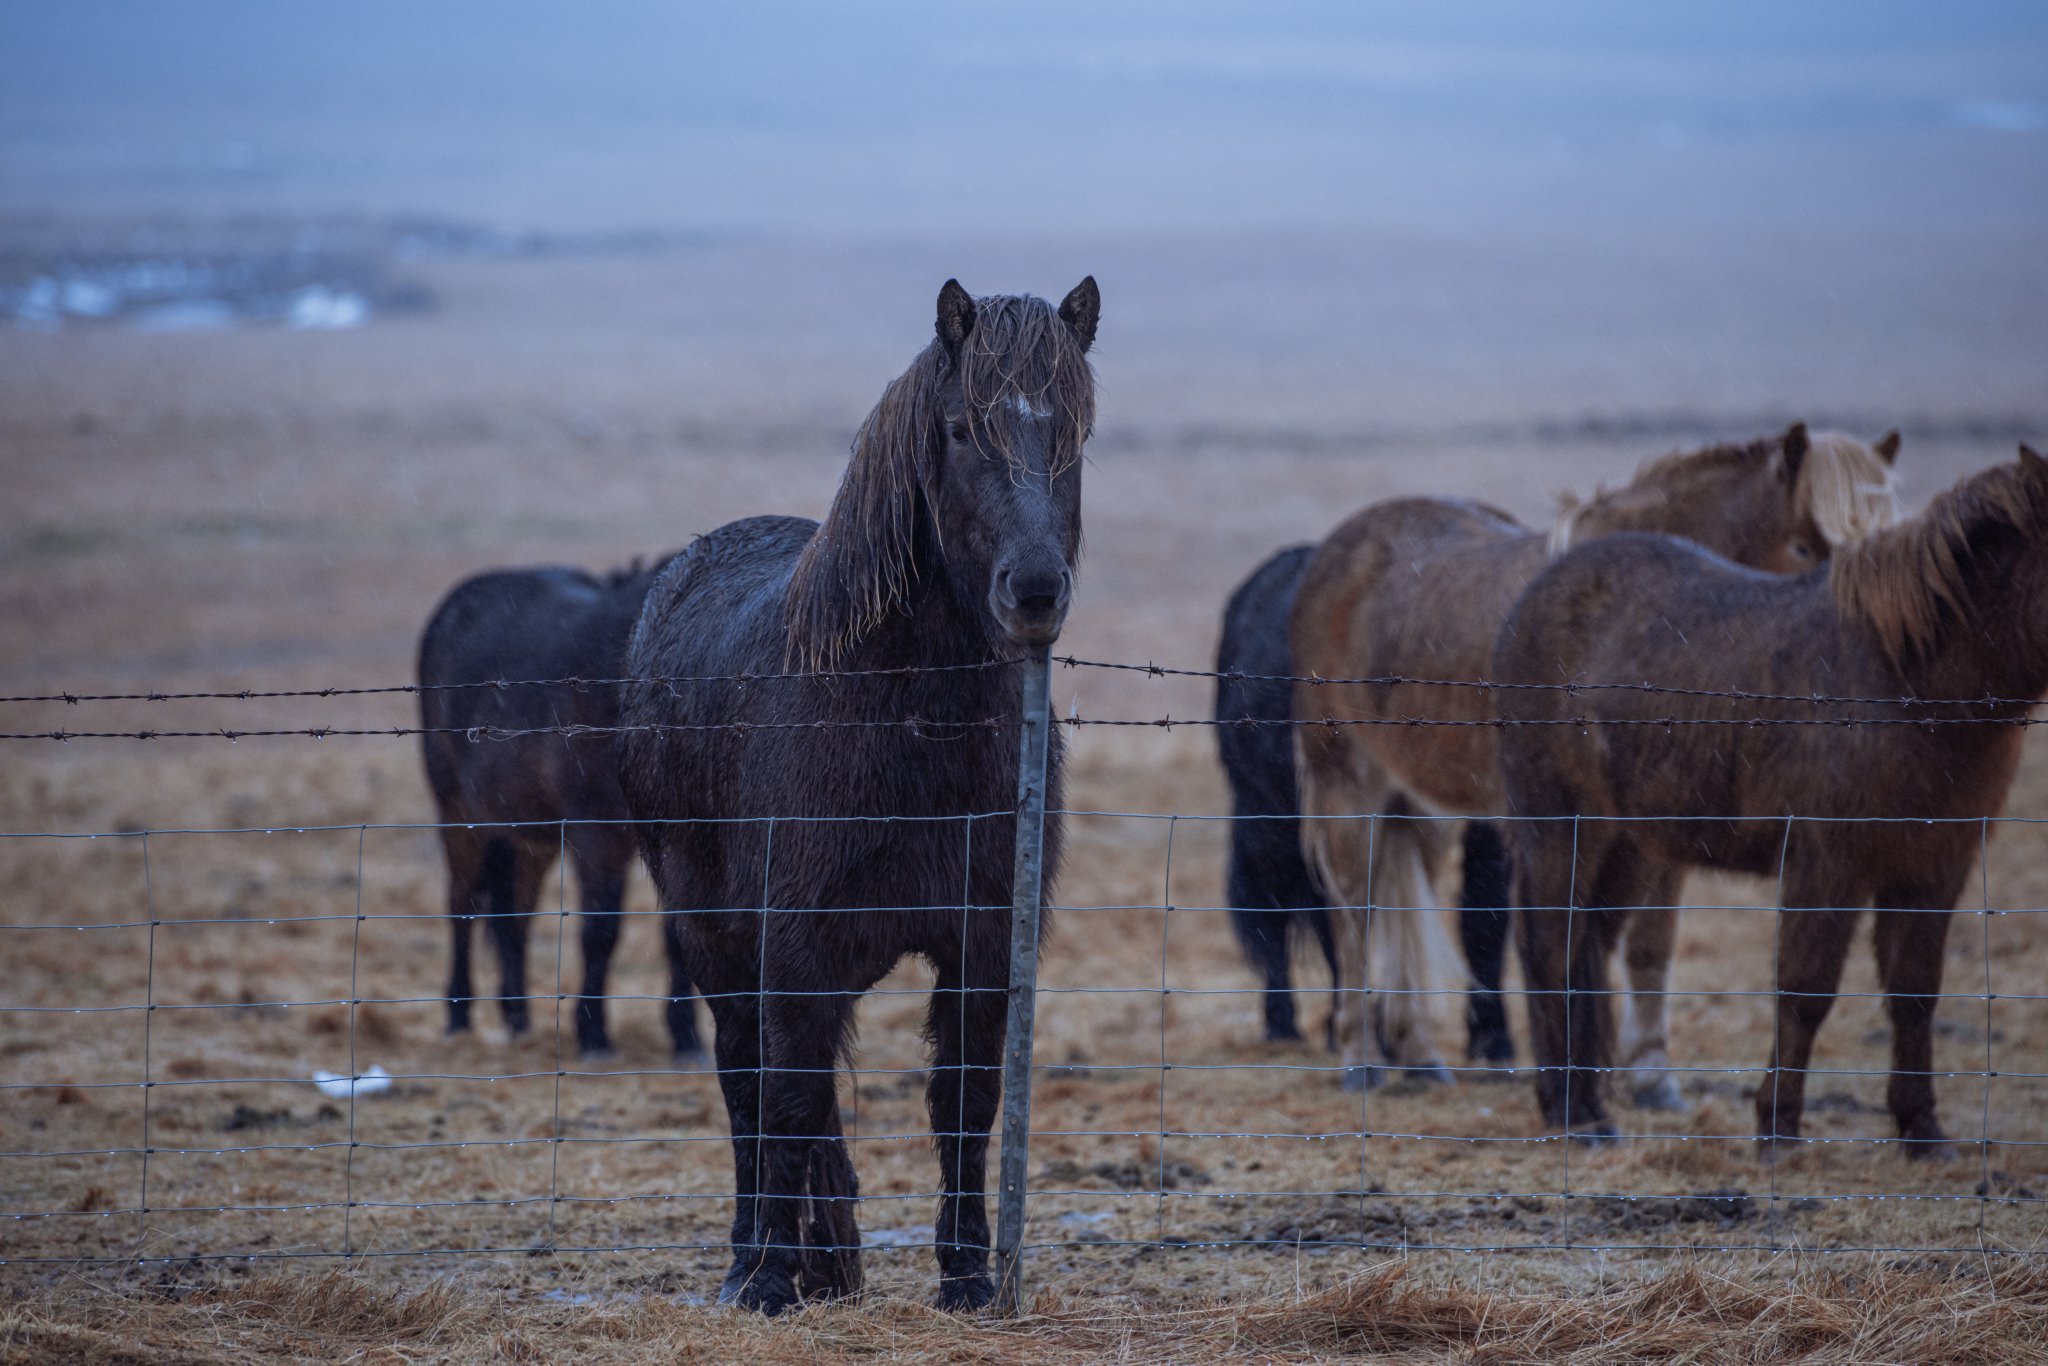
[[1494, 531, 1881, 863], [1291, 497, 1540, 813], [419, 564, 647, 829], [627, 516, 818, 685]]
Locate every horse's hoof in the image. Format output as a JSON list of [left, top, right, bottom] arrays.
[[445, 1021, 471, 1036], [577, 1045, 618, 1062], [1404, 1064, 1457, 1086], [1901, 1138, 1958, 1162], [1341, 1065, 1385, 1093], [1568, 1121, 1620, 1149], [1465, 1027, 1515, 1066], [718, 1263, 799, 1316], [936, 1272, 994, 1313], [1755, 1135, 1803, 1166], [1630, 1077, 1685, 1112], [673, 1047, 713, 1069]]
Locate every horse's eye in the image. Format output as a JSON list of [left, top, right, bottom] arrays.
[[1790, 540, 1815, 561], [948, 424, 970, 444]]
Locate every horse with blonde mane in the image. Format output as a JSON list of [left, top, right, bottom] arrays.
[[1289, 424, 1901, 1092], [1497, 447, 2047, 1155]]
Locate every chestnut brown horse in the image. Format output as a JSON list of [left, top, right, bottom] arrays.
[[1496, 447, 2047, 1155], [1291, 425, 1901, 1092]]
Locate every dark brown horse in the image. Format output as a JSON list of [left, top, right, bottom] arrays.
[[619, 279, 1098, 1313], [1291, 426, 1901, 1092], [1496, 447, 2048, 1155], [419, 559, 699, 1059]]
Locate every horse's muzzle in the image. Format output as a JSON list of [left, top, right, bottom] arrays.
[[990, 561, 1072, 646]]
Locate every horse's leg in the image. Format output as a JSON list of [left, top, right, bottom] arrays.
[[924, 949, 1006, 1310], [1617, 874, 1684, 1111], [1871, 871, 1966, 1160], [478, 837, 544, 1037], [662, 909, 707, 1062], [1306, 905, 1339, 1052], [1231, 907, 1300, 1042], [1753, 879, 1860, 1160], [799, 1102, 863, 1302], [1513, 821, 1621, 1140], [749, 958, 850, 1316], [1298, 743, 1395, 1090], [1458, 821, 1516, 1067], [699, 962, 776, 1307], [1368, 814, 1456, 1083], [568, 828, 627, 1057], [442, 828, 487, 1035]]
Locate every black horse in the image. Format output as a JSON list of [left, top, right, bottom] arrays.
[[619, 278, 1099, 1314], [1214, 546, 1515, 1061], [1214, 545, 1338, 1043], [418, 560, 702, 1059]]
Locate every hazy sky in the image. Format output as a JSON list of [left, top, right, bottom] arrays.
[[3, 2, 2043, 235]]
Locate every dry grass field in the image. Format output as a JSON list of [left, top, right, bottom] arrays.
[[3, 236, 2046, 1361]]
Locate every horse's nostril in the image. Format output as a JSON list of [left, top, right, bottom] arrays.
[[1016, 594, 1061, 616]]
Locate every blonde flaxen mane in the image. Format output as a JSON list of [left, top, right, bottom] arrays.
[[1548, 427, 1901, 557]]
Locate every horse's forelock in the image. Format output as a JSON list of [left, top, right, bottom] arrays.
[[1831, 457, 2047, 661], [958, 294, 1096, 474], [1797, 432, 1902, 547]]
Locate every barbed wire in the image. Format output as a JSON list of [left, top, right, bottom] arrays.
[[2, 716, 1005, 742], [9, 653, 2042, 712], [6, 711, 2045, 743], [1056, 655, 2048, 712], [0, 658, 1024, 706]]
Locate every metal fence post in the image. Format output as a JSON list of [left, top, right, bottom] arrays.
[[994, 645, 1052, 1315]]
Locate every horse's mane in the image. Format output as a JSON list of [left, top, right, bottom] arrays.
[[784, 293, 1096, 669], [1547, 429, 1899, 557], [1831, 453, 2048, 661]]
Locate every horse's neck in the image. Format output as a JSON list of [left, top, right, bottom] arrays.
[[1574, 469, 1732, 542]]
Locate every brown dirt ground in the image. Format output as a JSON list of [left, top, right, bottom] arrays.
[[2, 244, 2045, 1360]]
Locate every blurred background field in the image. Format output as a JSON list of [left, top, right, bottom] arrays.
[[2, 1, 2046, 1353]]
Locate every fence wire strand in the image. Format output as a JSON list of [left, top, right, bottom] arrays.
[[3, 653, 2043, 1286]]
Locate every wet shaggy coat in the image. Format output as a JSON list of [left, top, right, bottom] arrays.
[[418, 560, 699, 1058], [1494, 448, 2048, 1153], [618, 281, 1098, 1315]]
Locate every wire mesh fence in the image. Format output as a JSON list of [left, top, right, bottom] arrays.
[[2, 656, 2044, 1306]]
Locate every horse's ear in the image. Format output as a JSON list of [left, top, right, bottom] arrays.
[[1778, 421, 1810, 485], [2022, 443, 2045, 475], [936, 279, 976, 360], [1874, 429, 1902, 467], [1058, 276, 1099, 353]]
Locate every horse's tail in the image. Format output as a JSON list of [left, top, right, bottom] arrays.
[[797, 1105, 863, 1302], [1362, 813, 1465, 1074]]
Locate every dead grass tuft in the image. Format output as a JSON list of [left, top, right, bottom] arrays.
[[6, 1264, 2045, 1365]]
